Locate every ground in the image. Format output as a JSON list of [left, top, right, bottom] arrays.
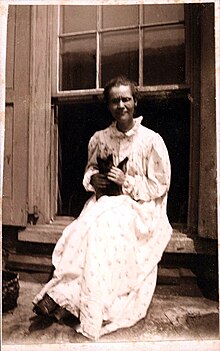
[[2, 271, 219, 351]]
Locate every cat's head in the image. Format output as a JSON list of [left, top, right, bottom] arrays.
[[97, 154, 128, 174], [97, 154, 114, 174]]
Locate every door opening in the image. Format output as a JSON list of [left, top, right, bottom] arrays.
[[57, 94, 190, 224]]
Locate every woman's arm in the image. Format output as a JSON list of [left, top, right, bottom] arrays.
[[122, 133, 171, 202], [83, 132, 110, 193], [82, 133, 100, 192]]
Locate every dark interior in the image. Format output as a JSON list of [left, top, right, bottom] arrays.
[[57, 93, 190, 224]]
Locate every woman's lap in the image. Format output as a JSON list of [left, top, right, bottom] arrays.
[[33, 194, 171, 339]]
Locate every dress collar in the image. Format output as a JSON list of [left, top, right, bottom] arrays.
[[110, 116, 143, 138]]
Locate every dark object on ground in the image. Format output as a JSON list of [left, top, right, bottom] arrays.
[[33, 293, 79, 324], [2, 270, 20, 313], [33, 293, 58, 316]]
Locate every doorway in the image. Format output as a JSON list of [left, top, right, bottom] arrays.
[[57, 93, 190, 224]]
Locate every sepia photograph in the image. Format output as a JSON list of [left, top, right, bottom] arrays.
[[0, 1, 219, 350]]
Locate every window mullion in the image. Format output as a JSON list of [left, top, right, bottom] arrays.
[[139, 5, 143, 87], [96, 6, 102, 89], [58, 6, 62, 92]]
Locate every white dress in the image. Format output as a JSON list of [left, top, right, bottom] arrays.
[[33, 116, 172, 340]]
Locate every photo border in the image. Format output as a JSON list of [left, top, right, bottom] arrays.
[[0, 0, 219, 350]]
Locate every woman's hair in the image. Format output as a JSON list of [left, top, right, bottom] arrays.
[[103, 76, 139, 103]]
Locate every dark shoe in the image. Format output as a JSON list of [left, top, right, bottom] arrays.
[[33, 294, 58, 316], [53, 306, 71, 321]]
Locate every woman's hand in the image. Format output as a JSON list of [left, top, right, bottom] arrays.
[[90, 173, 110, 191], [107, 166, 125, 186]]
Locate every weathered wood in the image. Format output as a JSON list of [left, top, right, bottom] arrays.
[[28, 5, 53, 224], [6, 5, 15, 90], [17, 223, 217, 255], [5, 252, 196, 286], [18, 217, 73, 243], [3, 106, 13, 224], [186, 5, 201, 233], [6, 253, 52, 273], [186, 5, 217, 239], [157, 268, 180, 285], [198, 4, 217, 239], [50, 105, 59, 221], [3, 6, 31, 226]]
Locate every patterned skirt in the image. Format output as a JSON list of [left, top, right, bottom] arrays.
[[33, 194, 172, 340]]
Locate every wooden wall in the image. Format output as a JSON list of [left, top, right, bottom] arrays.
[[3, 5, 56, 226], [28, 6, 55, 224], [3, 6, 31, 226], [198, 4, 217, 239]]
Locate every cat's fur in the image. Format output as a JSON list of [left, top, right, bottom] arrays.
[[96, 154, 128, 200]]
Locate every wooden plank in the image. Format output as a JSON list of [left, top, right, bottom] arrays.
[[12, 6, 31, 226], [187, 5, 201, 233], [6, 5, 15, 90], [18, 229, 62, 244], [28, 5, 53, 224], [157, 268, 180, 285], [3, 6, 31, 226], [198, 4, 217, 239], [17, 223, 217, 255], [18, 217, 74, 243], [53, 216, 74, 224], [50, 105, 58, 221], [165, 235, 216, 255], [2, 105, 13, 224], [6, 252, 196, 284], [6, 253, 52, 272], [51, 5, 59, 96], [53, 84, 189, 99]]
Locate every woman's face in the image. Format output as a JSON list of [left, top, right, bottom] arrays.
[[107, 84, 137, 131]]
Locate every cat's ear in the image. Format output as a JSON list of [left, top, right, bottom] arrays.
[[97, 157, 102, 167], [118, 157, 128, 173], [107, 154, 113, 162]]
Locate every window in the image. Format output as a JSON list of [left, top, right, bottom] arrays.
[[55, 4, 190, 224], [54, 4, 186, 96]]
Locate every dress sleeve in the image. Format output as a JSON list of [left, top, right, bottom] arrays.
[[122, 133, 171, 202], [82, 133, 100, 192]]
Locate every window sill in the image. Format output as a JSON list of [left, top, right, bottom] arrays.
[[52, 84, 190, 103]]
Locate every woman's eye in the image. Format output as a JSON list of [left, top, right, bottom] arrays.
[[122, 98, 132, 102], [110, 99, 119, 104], [110, 97, 132, 104]]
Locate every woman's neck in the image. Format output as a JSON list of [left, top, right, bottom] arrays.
[[116, 120, 135, 133]]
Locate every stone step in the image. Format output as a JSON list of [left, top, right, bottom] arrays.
[[5, 252, 197, 285], [18, 222, 216, 255], [18, 217, 74, 244], [6, 252, 52, 273]]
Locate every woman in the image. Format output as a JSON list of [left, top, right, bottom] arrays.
[[33, 76, 172, 340]]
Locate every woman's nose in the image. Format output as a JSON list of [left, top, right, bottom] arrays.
[[118, 99, 124, 108]]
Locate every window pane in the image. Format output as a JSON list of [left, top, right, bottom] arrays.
[[102, 5, 139, 29], [61, 5, 97, 33], [101, 30, 139, 87], [143, 4, 184, 24], [143, 27, 185, 85], [60, 35, 96, 90]]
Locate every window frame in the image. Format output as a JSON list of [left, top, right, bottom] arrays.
[[51, 4, 189, 100]]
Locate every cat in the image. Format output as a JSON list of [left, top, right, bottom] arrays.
[[96, 154, 128, 200]]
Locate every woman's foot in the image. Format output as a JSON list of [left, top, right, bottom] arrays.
[[53, 306, 71, 321], [33, 294, 58, 316]]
